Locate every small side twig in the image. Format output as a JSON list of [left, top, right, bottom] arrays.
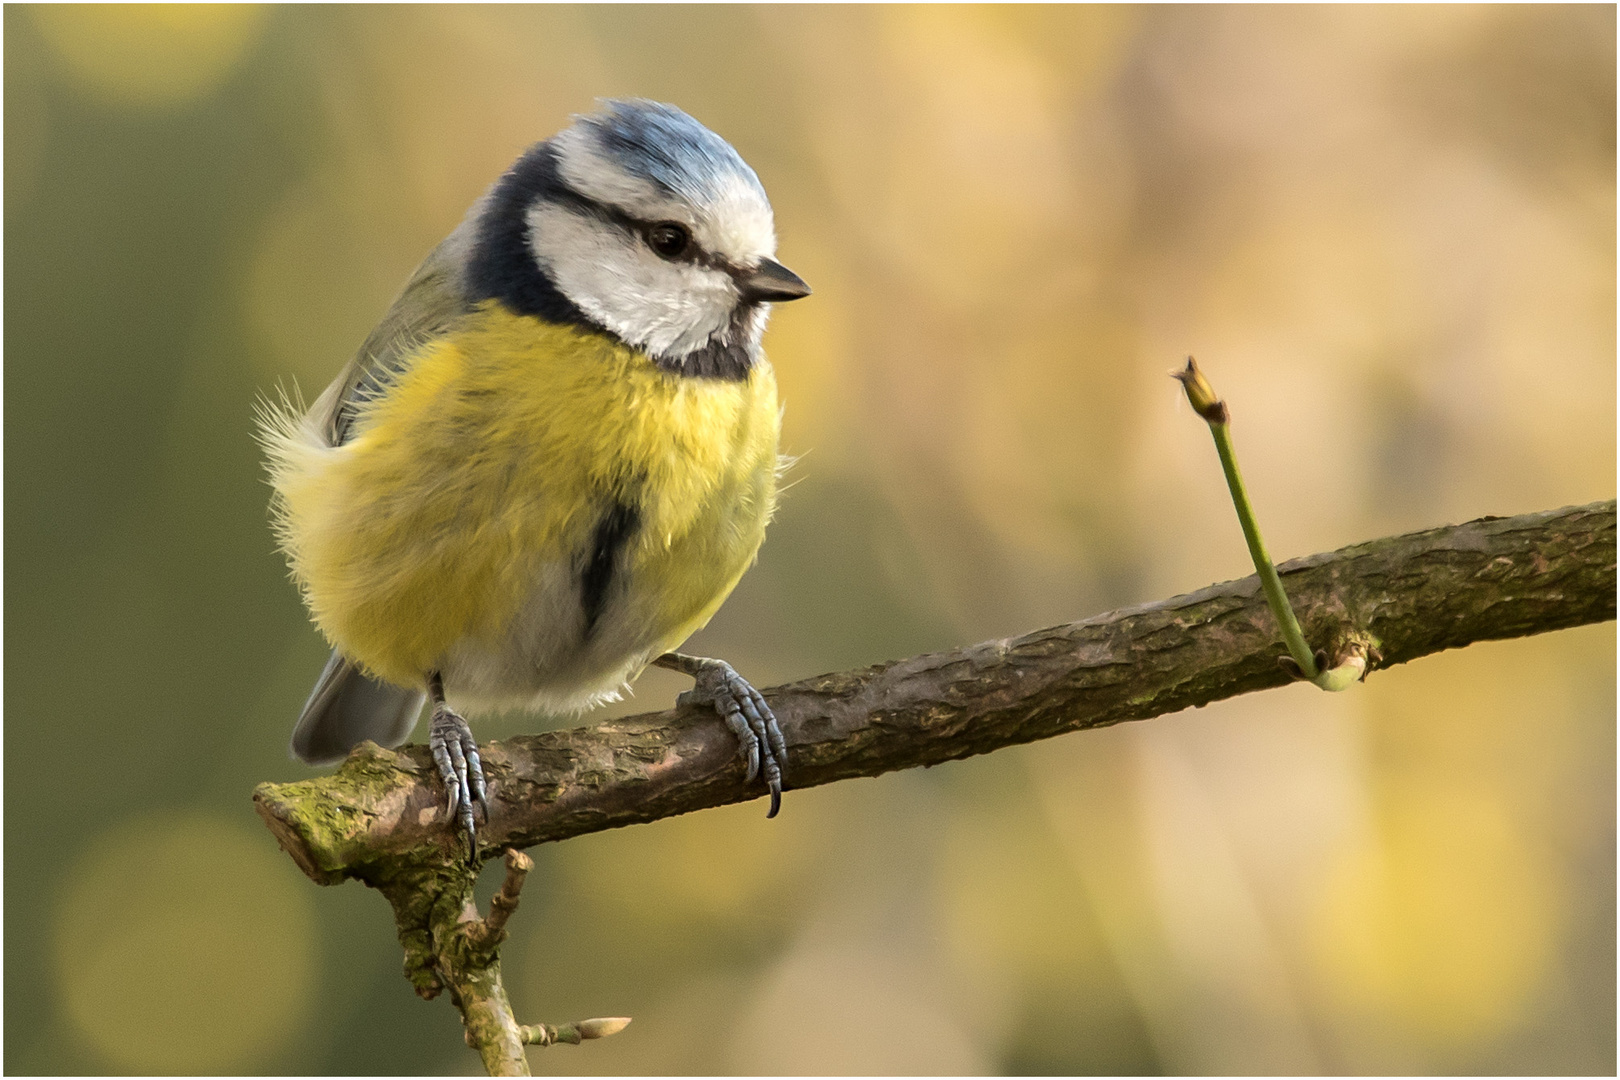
[[1174, 357, 1367, 689], [369, 848, 631, 1075], [519, 1017, 634, 1046], [467, 848, 532, 952]]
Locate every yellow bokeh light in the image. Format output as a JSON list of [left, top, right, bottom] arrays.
[[53, 811, 318, 1073], [1310, 782, 1558, 1046], [555, 798, 817, 927], [938, 799, 1098, 985], [31, 4, 265, 109], [758, 235, 855, 465], [734, 940, 991, 1074], [246, 176, 432, 392]]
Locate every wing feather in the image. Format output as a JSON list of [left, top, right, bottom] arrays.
[[281, 202, 488, 760], [308, 203, 485, 446]]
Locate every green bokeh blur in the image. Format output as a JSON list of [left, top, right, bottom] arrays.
[[6, 5, 1614, 1074]]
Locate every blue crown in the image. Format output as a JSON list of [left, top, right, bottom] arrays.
[[579, 99, 767, 206]]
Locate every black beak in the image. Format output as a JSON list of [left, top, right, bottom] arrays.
[[736, 258, 811, 304]]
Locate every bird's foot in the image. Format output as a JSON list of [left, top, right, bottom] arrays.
[[659, 653, 786, 817], [429, 701, 487, 858]]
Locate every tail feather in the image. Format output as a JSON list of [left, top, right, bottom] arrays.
[[291, 651, 426, 766]]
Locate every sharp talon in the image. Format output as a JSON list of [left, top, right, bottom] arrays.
[[447, 741, 470, 822], [742, 729, 761, 781], [429, 699, 484, 845], [736, 692, 770, 747], [433, 745, 459, 816], [757, 695, 787, 780], [465, 742, 487, 814], [674, 656, 788, 815], [723, 700, 761, 782]]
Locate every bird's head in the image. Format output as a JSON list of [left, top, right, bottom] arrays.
[[470, 99, 809, 378]]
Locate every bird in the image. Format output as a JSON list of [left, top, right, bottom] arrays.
[[259, 99, 808, 854]]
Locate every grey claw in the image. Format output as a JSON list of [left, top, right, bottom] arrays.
[[736, 688, 778, 788], [448, 735, 470, 810], [430, 705, 483, 856], [464, 737, 488, 812], [431, 739, 458, 817], [759, 698, 788, 781], [468, 747, 486, 792], [742, 685, 784, 777], [735, 706, 762, 782], [681, 658, 787, 817], [457, 736, 480, 849]]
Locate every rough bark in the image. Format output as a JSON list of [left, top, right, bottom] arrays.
[[252, 499, 1615, 1073], [257, 499, 1614, 874]]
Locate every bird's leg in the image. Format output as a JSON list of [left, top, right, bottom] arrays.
[[653, 652, 787, 817], [427, 671, 487, 856]]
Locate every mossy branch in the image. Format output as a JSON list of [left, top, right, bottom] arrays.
[[355, 846, 630, 1076], [253, 498, 1614, 1073]]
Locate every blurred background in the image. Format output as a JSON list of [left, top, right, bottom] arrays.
[[6, 4, 1614, 1074]]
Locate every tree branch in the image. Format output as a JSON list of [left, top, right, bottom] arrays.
[[258, 500, 1614, 879], [252, 499, 1614, 1072]]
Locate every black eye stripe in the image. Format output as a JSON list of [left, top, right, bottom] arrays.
[[537, 185, 682, 250], [544, 188, 641, 241], [536, 184, 735, 271]]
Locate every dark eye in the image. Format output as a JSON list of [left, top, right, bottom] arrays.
[[646, 222, 691, 259]]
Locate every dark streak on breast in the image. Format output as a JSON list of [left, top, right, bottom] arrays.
[[581, 501, 640, 636]]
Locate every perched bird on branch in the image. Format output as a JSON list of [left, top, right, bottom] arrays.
[[260, 99, 807, 850]]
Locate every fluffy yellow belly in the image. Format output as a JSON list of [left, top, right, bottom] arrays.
[[264, 303, 780, 704]]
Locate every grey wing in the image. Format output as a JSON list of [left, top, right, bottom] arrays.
[[305, 201, 485, 448], [291, 202, 485, 763], [292, 651, 427, 765]]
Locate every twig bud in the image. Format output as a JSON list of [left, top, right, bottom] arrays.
[[1173, 357, 1228, 424], [578, 1017, 633, 1040], [518, 1016, 632, 1047]]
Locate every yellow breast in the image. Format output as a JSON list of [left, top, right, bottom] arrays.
[[267, 301, 781, 691]]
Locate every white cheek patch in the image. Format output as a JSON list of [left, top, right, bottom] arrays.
[[526, 203, 738, 358]]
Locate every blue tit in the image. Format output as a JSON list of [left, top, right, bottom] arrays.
[[260, 99, 809, 850]]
